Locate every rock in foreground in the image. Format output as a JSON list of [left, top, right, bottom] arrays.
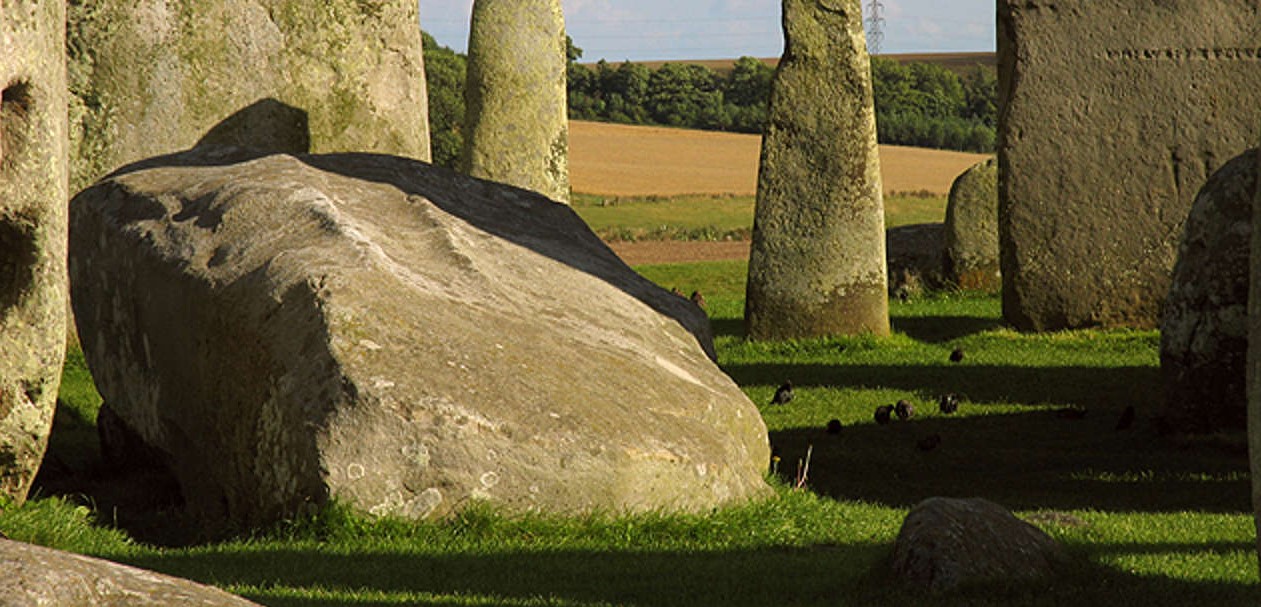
[[0, 538, 260, 606], [890, 497, 1069, 592], [70, 148, 770, 528]]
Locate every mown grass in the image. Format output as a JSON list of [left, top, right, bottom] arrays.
[[1, 259, 1256, 606], [572, 191, 947, 242]]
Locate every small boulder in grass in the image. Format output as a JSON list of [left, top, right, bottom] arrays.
[[890, 497, 1069, 592]]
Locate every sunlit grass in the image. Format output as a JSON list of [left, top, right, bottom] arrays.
[[571, 191, 947, 242]]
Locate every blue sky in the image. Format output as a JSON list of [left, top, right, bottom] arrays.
[[419, 0, 994, 62]]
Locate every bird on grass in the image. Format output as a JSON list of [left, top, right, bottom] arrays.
[[895, 399, 915, 420], [690, 290, 707, 309], [917, 434, 942, 451], [826, 419, 843, 434], [770, 380, 795, 406], [874, 404, 894, 425], [1114, 405, 1136, 431], [939, 393, 960, 415], [949, 347, 965, 363], [670, 286, 685, 298]]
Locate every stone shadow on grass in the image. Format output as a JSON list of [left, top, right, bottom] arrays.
[[768, 411, 1250, 514], [116, 541, 1259, 607], [891, 314, 1005, 343], [722, 363, 1158, 410]]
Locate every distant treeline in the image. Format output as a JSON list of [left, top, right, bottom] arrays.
[[422, 33, 997, 168]]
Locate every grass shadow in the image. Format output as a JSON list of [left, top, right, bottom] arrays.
[[109, 541, 1259, 607], [767, 410, 1250, 514], [723, 363, 1158, 410], [892, 315, 1005, 343]]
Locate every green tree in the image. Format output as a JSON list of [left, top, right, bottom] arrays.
[[646, 63, 723, 128], [422, 31, 466, 168]]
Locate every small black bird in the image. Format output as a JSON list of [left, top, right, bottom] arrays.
[[1114, 405, 1136, 431], [826, 419, 843, 434], [894, 399, 915, 420], [690, 290, 707, 309], [874, 404, 894, 425], [917, 434, 942, 451], [770, 380, 794, 406], [938, 393, 960, 415], [949, 347, 965, 363], [1056, 407, 1088, 420], [670, 286, 685, 298]]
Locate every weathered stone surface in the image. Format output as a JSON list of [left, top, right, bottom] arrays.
[[1, 0, 69, 505], [1248, 138, 1261, 575], [745, 0, 888, 340], [1161, 150, 1255, 433], [891, 497, 1069, 592], [944, 158, 999, 291], [460, 0, 570, 203], [69, 148, 770, 528], [998, 1, 1261, 331], [66, 0, 430, 193], [887, 223, 946, 299], [0, 538, 261, 605]]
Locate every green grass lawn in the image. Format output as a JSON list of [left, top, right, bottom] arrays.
[[572, 191, 947, 241], [1, 259, 1256, 606]]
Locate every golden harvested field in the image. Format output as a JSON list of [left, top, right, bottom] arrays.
[[569, 120, 990, 197]]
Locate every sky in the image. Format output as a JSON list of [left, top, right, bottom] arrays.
[[419, 1, 995, 62]]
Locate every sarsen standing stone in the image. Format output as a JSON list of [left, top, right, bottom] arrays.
[[745, 0, 888, 340], [0, 0, 69, 506], [69, 148, 770, 527], [460, 0, 570, 203], [998, 0, 1261, 330]]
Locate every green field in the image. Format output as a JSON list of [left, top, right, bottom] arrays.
[[3, 255, 1256, 605], [572, 191, 948, 241]]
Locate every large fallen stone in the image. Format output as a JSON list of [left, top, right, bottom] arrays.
[[0, 538, 261, 605], [66, 0, 430, 193], [944, 158, 998, 291], [69, 148, 770, 527], [1161, 149, 1255, 433], [745, 0, 889, 340], [890, 497, 1069, 592], [1, 0, 69, 505]]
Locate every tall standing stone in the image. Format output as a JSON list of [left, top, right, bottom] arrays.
[[0, 0, 69, 505], [998, 0, 1261, 331], [1249, 136, 1261, 578], [944, 157, 999, 291], [460, 0, 570, 203], [745, 0, 888, 340], [67, 0, 430, 194]]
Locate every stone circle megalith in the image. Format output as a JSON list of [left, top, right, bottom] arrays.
[[460, 0, 571, 203], [998, 0, 1261, 331], [66, 0, 431, 194], [944, 157, 999, 291], [1248, 138, 1261, 576], [0, 0, 69, 505], [69, 148, 770, 528], [1161, 149, 1254, 434], [744, 0, 889, 340]]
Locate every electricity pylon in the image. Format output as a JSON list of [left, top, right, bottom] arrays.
[[865, 0, 885, 56]]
